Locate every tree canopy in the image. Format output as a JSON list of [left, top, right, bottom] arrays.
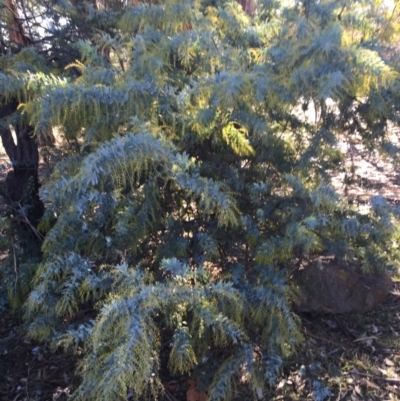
[[1, 0, 400, 400]]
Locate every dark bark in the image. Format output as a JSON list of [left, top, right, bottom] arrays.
[[4, 0, 32, 47], [0, 1, 43, 224], [237, 0, 255, 16], [0, 103, 44, 228]]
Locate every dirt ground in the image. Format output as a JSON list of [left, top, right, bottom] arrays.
[[2, 287, 400, 401], [332, 138, 400, 205]]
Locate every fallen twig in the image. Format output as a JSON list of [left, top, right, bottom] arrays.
[[387, 385, 400, 396], [337, 388, 352, 401], [357, 371, 400, 385], [334, 316, 357, 340], [163, 389, 179, 401], [302, 327, 350, 349], [11, 236, 17, 288]]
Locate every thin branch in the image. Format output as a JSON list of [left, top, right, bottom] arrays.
[[10, 236, 18, 289], [337, 5, 345, 21], [8, 202, 44, 240], [302, 326, 350, 349], [19, 0, 34, 42], [356, 371, 400, 385], [0, 22, 25, 34]]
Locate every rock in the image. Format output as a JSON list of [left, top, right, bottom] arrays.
[[292, 259, 392, 314]]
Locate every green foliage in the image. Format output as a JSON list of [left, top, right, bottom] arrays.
[[0, 211, 42, 313], [0, 0, 399, 399]]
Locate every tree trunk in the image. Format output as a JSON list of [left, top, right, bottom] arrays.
[[0, 2, 43, 229], [4, 0, 31, 46], [237, 0, 255, 16], [0, 104, 44, 228]]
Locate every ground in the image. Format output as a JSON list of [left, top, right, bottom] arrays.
[[2, 286, 400, 401], [1, 138, 400, 401]]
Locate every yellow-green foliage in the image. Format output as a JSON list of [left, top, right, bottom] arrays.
[[0, 0, 397, 400]]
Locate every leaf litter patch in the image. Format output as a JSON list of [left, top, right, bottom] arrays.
[[0, 311, 80, 401], [264, 283, 400, 401]]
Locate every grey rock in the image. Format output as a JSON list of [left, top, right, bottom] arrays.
[[292, 259, 392, 314]]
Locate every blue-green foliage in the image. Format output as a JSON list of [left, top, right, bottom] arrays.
[[2, 0, 397, 399], [312, 380, 332, 401]]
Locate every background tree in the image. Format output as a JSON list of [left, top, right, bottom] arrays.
[[1, 0, 400, 400], [0, 0, 127, 227], [238, 0, 255, 15], [0, 0, 42, 225]]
